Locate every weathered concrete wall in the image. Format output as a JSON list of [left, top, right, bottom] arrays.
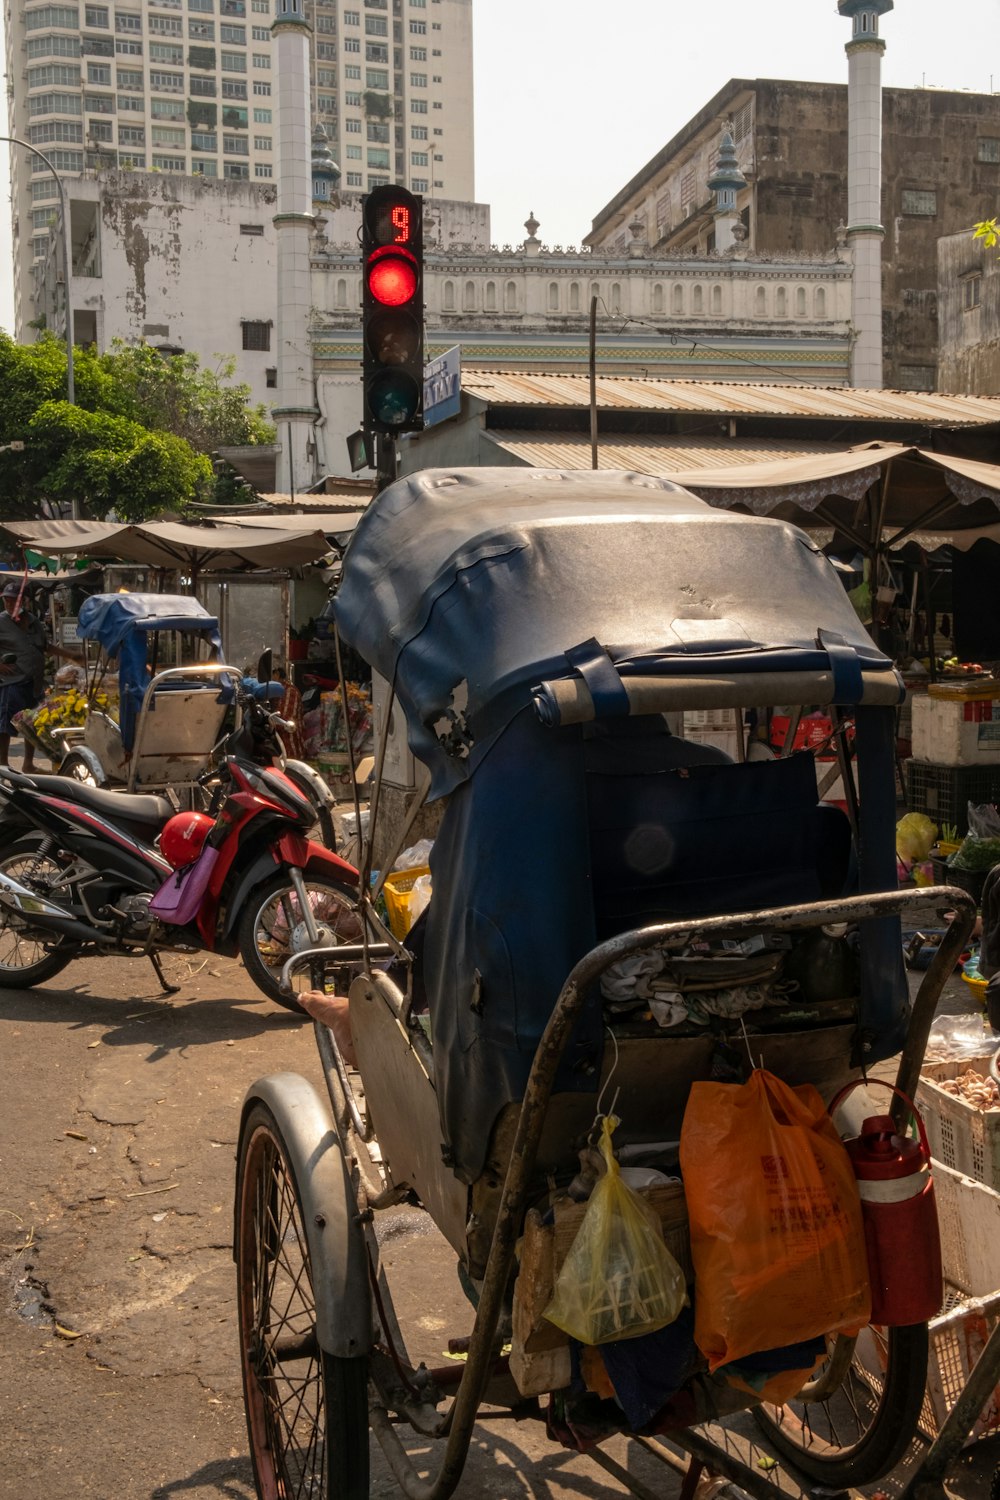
[[937, 228, 1000, 396]]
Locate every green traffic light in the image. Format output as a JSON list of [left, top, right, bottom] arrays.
[[368, 370, 421, 428]]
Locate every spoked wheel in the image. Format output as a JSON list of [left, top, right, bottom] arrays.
[[236, 1101, 370, 1499], [237, 873, 362, 1009], [752, 1322, 929, 1486], [0, 833, 76, 987]]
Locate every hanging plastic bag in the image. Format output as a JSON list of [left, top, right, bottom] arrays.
[[679, 1069, 870, 1371], [543, 1116, 689, 1345]]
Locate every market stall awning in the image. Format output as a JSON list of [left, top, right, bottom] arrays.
[[0, 518, 332, 574], [222, 511, 367, 540], [664, 443, 1000, 549]]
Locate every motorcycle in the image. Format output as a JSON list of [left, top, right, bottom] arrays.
[[0, 741, 361, 1008]]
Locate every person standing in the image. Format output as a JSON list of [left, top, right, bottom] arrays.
[[0, 579, 49, 772]]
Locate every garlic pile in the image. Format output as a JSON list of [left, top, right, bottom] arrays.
[[938, 1069, 1000, 1109]]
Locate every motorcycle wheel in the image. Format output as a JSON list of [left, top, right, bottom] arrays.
[[237, 873, 362, 1010], [0, 833, 77, 987]]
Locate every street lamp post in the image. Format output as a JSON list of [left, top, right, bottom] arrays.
[[1, 135, 75, 407]]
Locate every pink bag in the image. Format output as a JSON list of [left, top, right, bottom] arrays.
[[149, 846, 219, 925]]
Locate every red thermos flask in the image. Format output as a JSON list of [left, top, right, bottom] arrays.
[[829, 1080, 942, 1326]]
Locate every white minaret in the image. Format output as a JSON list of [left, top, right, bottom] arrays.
[[839, 0, 893, 388], [272, 0, 318, 494]]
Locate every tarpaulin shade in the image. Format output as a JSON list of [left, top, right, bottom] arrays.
[[0, 518, 331, 573], [668, 442, 1000, 548]]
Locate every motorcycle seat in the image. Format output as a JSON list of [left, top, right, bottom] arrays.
[[26, 775, 175, 827]]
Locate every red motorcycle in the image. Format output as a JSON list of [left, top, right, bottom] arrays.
[[0, 750, 360, 1007]]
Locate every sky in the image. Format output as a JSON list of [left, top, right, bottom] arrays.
[[0, 0, 996, 335]]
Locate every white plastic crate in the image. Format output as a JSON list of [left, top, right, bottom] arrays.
[[925, 1285, 1000, 1442], [932, 1158, 1000, 1297], [916, 1053, 1000, 1191], [912, 693, 1000, 766]]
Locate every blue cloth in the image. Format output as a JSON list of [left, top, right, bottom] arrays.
[[0, 678, 39, 735]]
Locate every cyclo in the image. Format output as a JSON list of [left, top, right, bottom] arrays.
[[234, 469, 973, 1499]]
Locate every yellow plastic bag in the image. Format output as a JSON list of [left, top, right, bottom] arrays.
[[679, 1069, 871, 1371], [543, 1116, 689, 1345]]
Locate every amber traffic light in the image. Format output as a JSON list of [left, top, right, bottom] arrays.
[[362, 186, 424, 435]]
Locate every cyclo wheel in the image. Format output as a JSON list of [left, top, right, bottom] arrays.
[[235, 1100, 369, 1500], [752, 1322, 929, 1486], [0, 833, 77, 988], [57, 751, 100, 787], [237, 873, 361, 1010]]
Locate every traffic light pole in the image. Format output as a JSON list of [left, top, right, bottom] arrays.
[[373, 431, 398, 495]]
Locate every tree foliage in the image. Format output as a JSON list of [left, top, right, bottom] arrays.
[[974, 219, 999, 250], [0, 333, 273, 521]]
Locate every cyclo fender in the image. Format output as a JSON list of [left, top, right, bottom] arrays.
[[237, 1072, 372, 1359]]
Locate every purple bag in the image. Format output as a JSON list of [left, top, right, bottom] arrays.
[[149, 845, 220, 926]]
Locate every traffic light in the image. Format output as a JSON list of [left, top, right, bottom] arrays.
[[362, 186, 424, 436]]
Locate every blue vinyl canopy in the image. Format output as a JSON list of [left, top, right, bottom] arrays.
[[335, 468, 898, 798]]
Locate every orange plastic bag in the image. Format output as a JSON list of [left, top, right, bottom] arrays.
[[679, 1069, 871, 1371]]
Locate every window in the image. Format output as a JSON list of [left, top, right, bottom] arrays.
[[978, 139, 1000, 164], [317, 67, 336, 86], [368, 174, 389, 187], [28, 34, 82, 57], [252, 51, 269, 67], [149, 41, 183, 62], [222, 78, 248, 96], [254, 162, 272, 177], [192, 158, 218, 175], [345, 64, 361, 78], [224, 161, 249, 178], [189, 76, 218, 95], [221, 104, 247, 125], [222, 49, 247, 69], [190, 20, 215, 38], [220, 23, 246, 42], [410, 71, 426, 86], [367, 147, 389, 167], [27, 63, 81, 87], [345, 144, 361, 158], [242, 320, 271, 351], [252, 80, 271, 94], [344, 7, 359, 20], [223, 133, 248, 153], [411, 124, 427, 139], [82, 34, 114, 54], [345, 90, 361, 105], [150, 96, 183, 117], [189, 0, 214, 9], [150, 70, 184, 91], [151, 124, 184, 144], [345, 118, 361, 133], [409, 20, 426, 34], [902, 189, 937, 216], [149, 14, 182, 34], [115, 12, 141, 31], [119, 124, 146, 144], [344, 36, 360, 51], [366, 68, 388, 87], [29, 88, 82, 113], [152, 154, 186, 170], [191, 130, 217, 150], [252, 106, 271, 122], [265, 367, 277, 388], [30, 180, 60, 201], [410, 46, 426, 60], [432, 74, 440, 82], [239, 223, 264, 235], [253, 133, 271, 150], [315, 12, 334, 29], [251, 0, 269, 9], [29, 120, 83, 144], [25, 7, 81, 30], [346, 171, 362, 186], [411, 177, 427, 191], [317, 94, 335, 114], [86, 61, 111, 83], [898, 364, 935, 390], [189, 45, 217, 67], [115, 38, 143, 55], [252, 25, 269, 39], [411, 150, 427, 166], [963, 273, 983, 310], [85, 93, 115, 112], [367, 121, 388, 141], [365, 42, 388, 61], [315, 40, 335, 58], [411, 98, 427, 113], [85, 5, 108, 24], [35, 148, 83, 171], [366, 15, 388, 34]]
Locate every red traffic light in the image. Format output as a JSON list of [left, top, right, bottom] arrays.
[[366, 245, 418, 308]]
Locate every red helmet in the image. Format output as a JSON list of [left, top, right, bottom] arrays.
[[159, 811, 214, 869]]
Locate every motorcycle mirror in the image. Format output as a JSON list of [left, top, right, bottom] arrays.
[[257, 648, 272, 683]]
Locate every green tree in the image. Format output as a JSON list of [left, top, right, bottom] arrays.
[[974, 219, 1000, 249], [0, 333, 271, 520]]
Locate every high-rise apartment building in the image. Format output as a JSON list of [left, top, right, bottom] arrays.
[[4, 0, 474, 338]]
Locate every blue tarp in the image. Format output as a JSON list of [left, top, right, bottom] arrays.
[[77, 593, 223, 752]]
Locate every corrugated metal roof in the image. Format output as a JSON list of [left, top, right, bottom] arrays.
[[487, 432, 849, 472], [463, 372, 1000, 427]]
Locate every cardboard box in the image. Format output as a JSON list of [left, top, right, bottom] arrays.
[[912, 693, 1000, 767]]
